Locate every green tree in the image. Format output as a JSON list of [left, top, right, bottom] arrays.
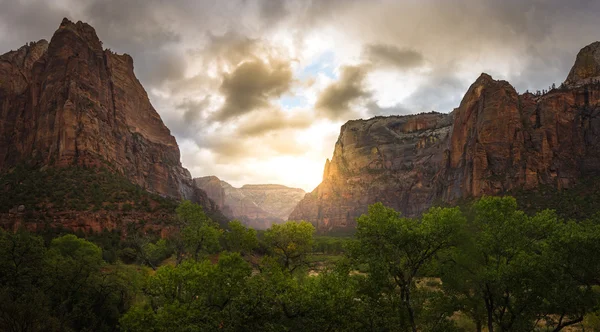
[[536, 219, 600, 330], [142, 239, 172, 267], [121, 252, 252, 331], [441, 196, 600, 332], [0, 229, 50, 331], [176, 200, 222, 261], [46, 234, 119, 330], [349, 203, 466, 332], [264, 221, 315, 273], [0, 231, 137, 331], [223, 220, 258, 254]]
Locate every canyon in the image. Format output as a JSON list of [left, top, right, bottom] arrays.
[[3, 18, 600, 235], [195, 176, 305, 229], [290, 41, 600, 232]]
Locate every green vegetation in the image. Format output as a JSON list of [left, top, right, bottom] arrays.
[[513, 176, 600, 220], [3, 196, 600, 331], [0, 165, 178, 214], [0, 230, 145, 331]]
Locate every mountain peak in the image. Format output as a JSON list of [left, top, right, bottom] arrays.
[[54, 17, 103, 52], [564, 41, 600, 86], [476, 72, 494, 83]]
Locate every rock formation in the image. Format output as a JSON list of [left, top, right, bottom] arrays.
[[0, 18, 221, 229], [195, 176, 305, 229], [290, 41, 600, 232]]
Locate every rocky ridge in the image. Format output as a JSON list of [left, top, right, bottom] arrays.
[[195, 176, 305, 229], [0, 18, 222, 231], [290, 41, 600, 232]]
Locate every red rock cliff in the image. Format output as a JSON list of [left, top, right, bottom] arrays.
[[0, 18, 220, 219], [289, 113, 452, 231], [290, 41, 600, 232]]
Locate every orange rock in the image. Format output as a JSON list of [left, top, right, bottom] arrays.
[[291, 42, 600, 233], [0, 18, 222, 230]]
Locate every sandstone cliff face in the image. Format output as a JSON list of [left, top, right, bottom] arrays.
[[0, 19, 217, 214], [565, 41, 600, 86], [289, 113, 452, 231], [195, 176, 305, 229], [290, 41, 600, 232]]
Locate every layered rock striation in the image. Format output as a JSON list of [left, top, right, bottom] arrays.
[[0, 19, 210, 201], [0, 18, 221, 224], [195, 176, 305, 229], [290, 42, 600, 232]]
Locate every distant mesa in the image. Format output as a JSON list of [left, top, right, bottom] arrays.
[[195, 176, 305, 229]]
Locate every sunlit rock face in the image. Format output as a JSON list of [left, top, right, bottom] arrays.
[[289, 113, 452, 231], [564, 41, 600, 87], [291, 41, 600, 233], [195, 176, 305, 229], [0, 18, 218, 213]]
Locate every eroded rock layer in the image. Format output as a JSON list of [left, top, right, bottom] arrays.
[[195, 176, 305, 229], [290, 41, 600, 232], [0, 19, 220, 224]]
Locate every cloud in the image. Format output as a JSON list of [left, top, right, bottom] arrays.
[[315, 65, 370, 119], [237, 108, 313, 136], [3, 0, 600, 191], [364, 43, 425, 69], [200, 31, 259, 67], [0, 0, 69, 51], [214, 58, 293, 121], [135, 49, 187, 86], [402, 74, 466, 113], [259, 0, 289, 26], [177, 97, 212, 123]]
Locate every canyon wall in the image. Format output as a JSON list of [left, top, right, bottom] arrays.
[[290, 41, 600, 232], [195, 176, 305, 229], [0, 18, 222, 230]]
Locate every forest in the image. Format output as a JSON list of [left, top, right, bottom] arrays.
[[2, 196, 600, 332]]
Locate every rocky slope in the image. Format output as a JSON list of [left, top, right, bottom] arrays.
[[290, 41, 600, 232], [195, 176, 305, 229], [0, 18, 222, 231]]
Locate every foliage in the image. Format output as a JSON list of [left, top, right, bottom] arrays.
[[223, 220, 258, 254], [4, 197, 600, 331], [441, 196, 600, 331], [0, 165, 178, 215], [349, 203, 466, 332], [0, 230, 141, 331], [264, 221, 315, 273], [177, 200, 222, 261], [120, 252, 253, 331]]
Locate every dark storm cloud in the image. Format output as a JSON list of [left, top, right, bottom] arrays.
[[364, 44, 425, 70], [315, 65, 370, 119], [214, 59, 293, 121]]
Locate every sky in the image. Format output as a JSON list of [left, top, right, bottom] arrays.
[[1, 0, 600, 192]]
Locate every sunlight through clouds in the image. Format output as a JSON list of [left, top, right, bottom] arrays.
[[4, 0, 599, 191]]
